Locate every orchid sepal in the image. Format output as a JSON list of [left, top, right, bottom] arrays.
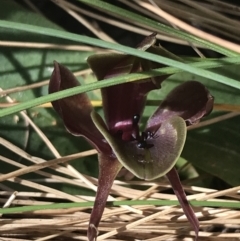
[[146, 81, 214, 132], [49, 61, 111, 154], [167, 167, 199, 241], [88, 153, 122, 241]]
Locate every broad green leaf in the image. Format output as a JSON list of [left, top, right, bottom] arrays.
[[0, 1, 61, 28], [182, 114, 240, 186], [0, 0, 70, 44], [0, 1, 97, 194]]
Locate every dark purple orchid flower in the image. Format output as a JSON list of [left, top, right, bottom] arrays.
[[49, 33, 213, 241]]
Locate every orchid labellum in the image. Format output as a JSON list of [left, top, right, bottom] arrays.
[[49, 33, 213, 241]]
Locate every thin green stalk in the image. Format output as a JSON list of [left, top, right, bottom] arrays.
[[0, 56, 240, 118], [0, 199, 239, 214], [77, 0, 239, 57], [0, 20, 239, 88]]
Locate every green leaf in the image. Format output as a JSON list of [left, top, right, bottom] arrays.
[[0, 0, 72, 44], [0, 1, 61, 28], [0, 21, 239, 113], [182, 114, 240, 186], [0, 1, 97, 193], [1, 56, 240, 118]]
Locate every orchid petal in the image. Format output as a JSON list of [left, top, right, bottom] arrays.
[[167, 167, 199, 240], [146, 81, 214, 132], [87, 53, 155, 139], [49, 61, 110, 153], [87, 53, 145, 139], [92, 111, 186, 180], [88, 153, 122, 241]]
